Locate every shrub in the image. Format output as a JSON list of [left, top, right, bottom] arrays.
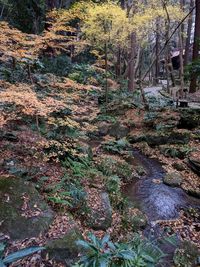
[[103, 139, 130, 154], [75, 233, 165, 267]]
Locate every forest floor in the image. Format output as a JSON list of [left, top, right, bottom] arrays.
[[0, 75, 200, 266]]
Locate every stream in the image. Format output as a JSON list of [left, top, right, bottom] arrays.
[[125, 149, 200, 223], [124, 150, 200, 266]]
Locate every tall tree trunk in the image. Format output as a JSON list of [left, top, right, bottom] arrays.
[[184, 0, 194, 66], [189, 0, 200, 93], [0, 4, 5, 18], [154, 20, 160, 85], [164, 1, 171, 91], [179, 0, 185, 97], [105, 42, 108, 104], [116, 47, 121, 78], [128, 32, 136, 91], [134, 46, 141, 79]]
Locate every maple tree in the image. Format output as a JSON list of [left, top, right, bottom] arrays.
[[0, 1, 200, 267]]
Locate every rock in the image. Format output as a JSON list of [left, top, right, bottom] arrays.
[[163, 172, 183, 187], [86, 192, 112, 230], [0, 131, 19, 142], [109, 122, 130, 139], [135, 165, 146, 176], [187, 157, 200, 176], [98, 122, 110, 136], [187, 188, 200, 198], [123, 208, 147, 231], [44, 228, 82, 266], [146, 131, 190, 146], [129, 131, 190, 146], [0, 176, 54, 240], [173, 240, 200, 267], [178, 108, 200, 129], [172, 162, 186, 171]]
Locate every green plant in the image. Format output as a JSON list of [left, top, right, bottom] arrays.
[[75, 233, 165, 267], [48, 182, 87, 213], [103, 139, 129, 154], [161, 145, 195, 159], [0, 243, 44, 266], [95, 114, 117, 123], [97, 157, 133, 180]]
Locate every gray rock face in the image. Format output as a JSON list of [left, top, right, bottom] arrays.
[[0, 176, 54, 240], [109, 122, 130, 139], [44, 229, 82, 266], [163, 172, 183, 187], [87, 192, 112, 231]]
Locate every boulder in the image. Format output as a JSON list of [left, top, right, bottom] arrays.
[[172, 162, 186, 171], [109, 122, 130, 139], [44, 228, 82, 266], [98, 122, 110, 136], [178, 108, 200, 129], [0, 130, 19, 142], [0, 176, 54, 240], [86, 192, 112, 231], [187, 157, 200, 176], [123, 208, 147, 231], [163, 172, 183, 187], [187, 188, 200, 198], [129, 131, 190, 146]]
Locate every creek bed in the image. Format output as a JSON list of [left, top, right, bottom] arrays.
[[125, 149, 200, 222]]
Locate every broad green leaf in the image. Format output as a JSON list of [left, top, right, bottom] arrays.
[[163, 235, 178, 247], [76, 240, 92, 250], [3, 246, 44, 264], [117, 250, 136, 260], [99, 258, 108, 267], [142, 253, 155, 263], [0, 244, 5, 257], [101, 234, 110, 246]]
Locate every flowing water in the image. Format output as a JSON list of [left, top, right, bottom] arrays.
[[125, 149, 200, 222]]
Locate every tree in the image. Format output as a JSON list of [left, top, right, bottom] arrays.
[[82, 2, 130, 104], [0, 0, 46, 33], [184, 0, 194, 66], [190, 0, 200, 93]]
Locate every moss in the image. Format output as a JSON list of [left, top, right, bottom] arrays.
[[45, 228, 82, 266], [0, 176, 54, 240]]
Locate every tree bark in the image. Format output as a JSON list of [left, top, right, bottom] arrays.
[[189, 0, 200, 93], [179, 0, 185, 97], [128, 32, 136, 91], [154, 19, 160, 85], [184, 0, 194, 66], [105, 42, 108, 104]]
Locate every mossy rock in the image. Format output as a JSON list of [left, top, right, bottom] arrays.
[[86, 192, 112, 231], [123, 208, 147, 231], [188, 157, 200, 176], [173, 240, 200, 267], [108, 122, 130, 139], [178, 108, 200, 129], [129, 131, 190, 146], [163, 172, 183, 187], [44, 228, 82, 266], [0, 176, 54, 240], [172, 162, 186, 171], [187, 188, 200, 199]]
